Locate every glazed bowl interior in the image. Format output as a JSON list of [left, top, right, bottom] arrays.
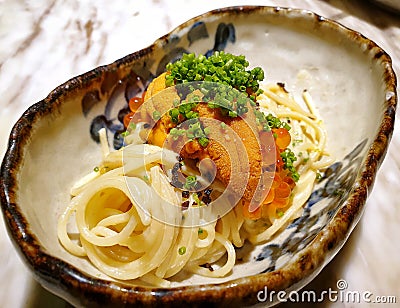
[[1, 6, 396, 307]]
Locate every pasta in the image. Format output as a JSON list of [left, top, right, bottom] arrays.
[[58, 52, 333, 287]]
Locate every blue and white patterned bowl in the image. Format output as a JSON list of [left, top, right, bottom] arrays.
[[0, 6, 396, 307]]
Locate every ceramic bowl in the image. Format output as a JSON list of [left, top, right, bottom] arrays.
[[0, 6, 396, 308]]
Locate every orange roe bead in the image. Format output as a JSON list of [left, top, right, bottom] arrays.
[[283, 176, 296, 189], [275, 182, 291, 199], [242, 201, 262, 220], [123, 112, 134, 128], [129, 96, 144, 113], [264, 188, 275, 204], [272, 197, 289, 208], [273, 128, 291, 149], [260, 131, 276, 166], [271, 174, 281, 189]]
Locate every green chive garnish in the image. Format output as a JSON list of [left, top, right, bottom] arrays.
[[178, 246, 186, 255]]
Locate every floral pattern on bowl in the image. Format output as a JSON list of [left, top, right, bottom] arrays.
[[0, 6, 396, 307]]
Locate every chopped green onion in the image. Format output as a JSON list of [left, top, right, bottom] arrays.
[[198, 137, 209, 147], [280, 149, 300, 181], [93, 166, 100, 172], [152, 110, 161, 121], [283, 122, 291, 131], [173, 98, 180, 107], [254, 109, 291, 131], [184, 175, 197, 190], [169, 108, 180, 123], [169, 127, 186, 140], [165, 52, 265, 118], [178, 246, 186, 255], [128, 123, 137, 130], [292, 139, 303, 147], [193, 193, 204, 206], [166, 51, 264, 96], [169, 121, 210, 148]]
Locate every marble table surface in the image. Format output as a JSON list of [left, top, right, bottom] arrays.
[[0, 0, 399, 307]]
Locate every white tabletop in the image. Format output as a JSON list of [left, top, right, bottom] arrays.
[[0, 1, 399, 307]]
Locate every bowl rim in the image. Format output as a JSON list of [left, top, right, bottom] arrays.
[[0, 5, 397, 307]]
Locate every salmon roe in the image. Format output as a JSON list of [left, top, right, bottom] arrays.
[[243, 126, 295, 220]]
